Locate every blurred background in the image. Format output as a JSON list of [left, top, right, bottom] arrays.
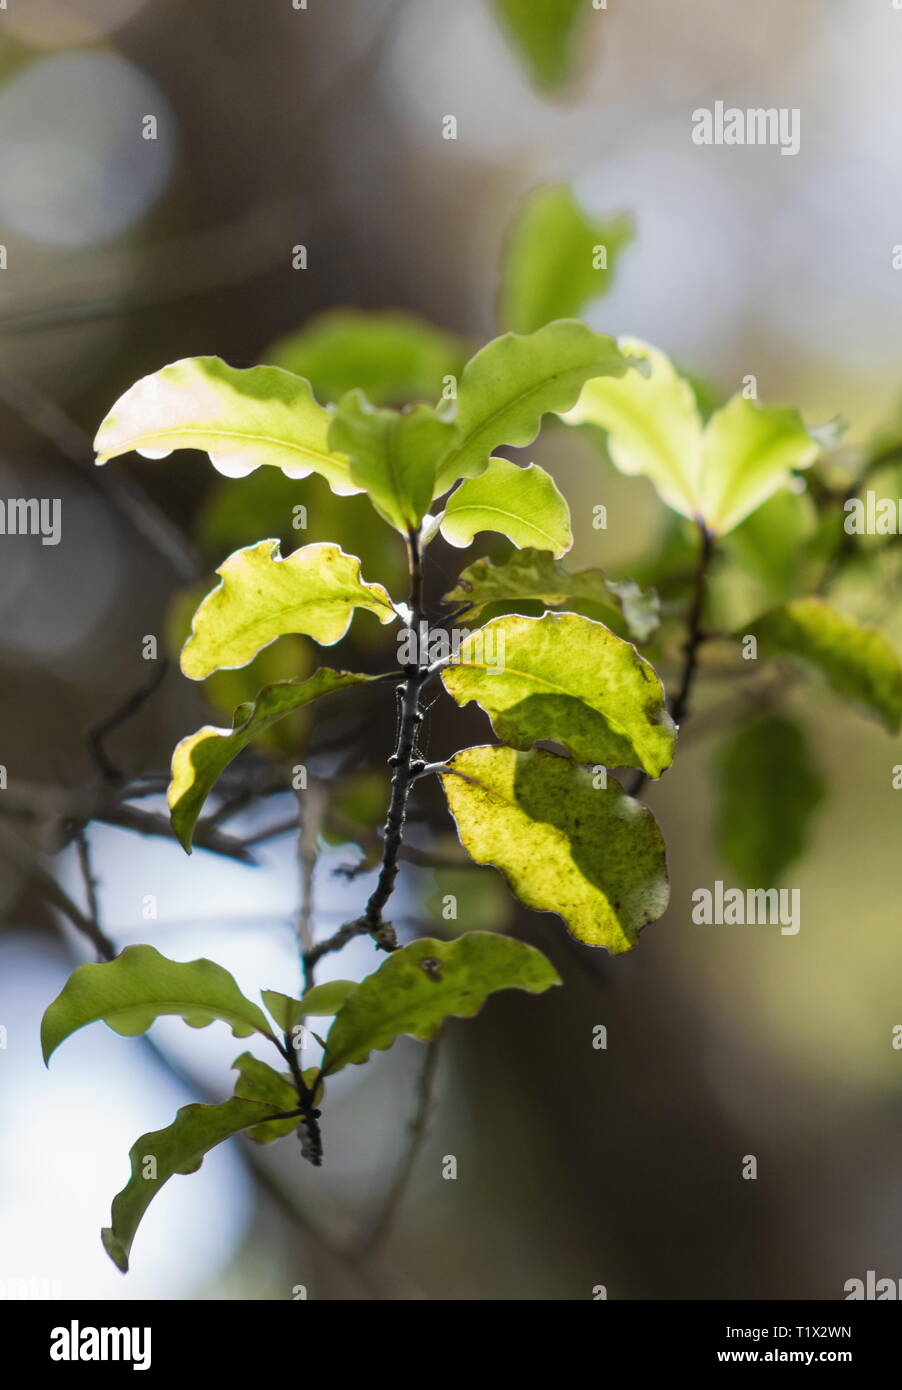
[[1, 0, 902, 1301]]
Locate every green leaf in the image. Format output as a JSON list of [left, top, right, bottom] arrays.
[[439, 458, 572, 556], [563, 338, 820, 534], [444, 547, 660, 642], [322, 933, 560, 1074], [265, 308, 467, 407], [94, 356, 358, 495], [499, 185, 634, 334], [747, 597, 902, 732], [441, 745, 670, 952], [168, 668, 374, 852], [231, 1051, 321, 1145], [181, 541, 396, 680], [442, 613, 676, 776], [102, 1098, 288, 1271], [717, 716, 825, 885], [492, 0, 590, 92], [329, 391, 456, 534], [41, 945, 275, 1064], [261, 981, 357, 1031], [433, 320, 632, 496]]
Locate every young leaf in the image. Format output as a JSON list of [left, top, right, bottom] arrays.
[[265, 308, 467, 407], [563, 338, 821, 535], [440, 746, 670, 952], [442, 613, 676, 777], [261, 980, 357, 1030], [328, 391, 456, 534], [322, 933, 560, 1074], [499, 185, 634, 334], [443, 547, 660, 642], [748, 598, 902, 732], [439, 459, 572, 556], [41, 945, 275, 1063], [231, 1052, 320, 1144], [491, 0, 590, 92], [433, 320, 632, 496], [717, 716, 825, 885], [94, 357, 359, 494], [181, 541, 396, 680], [102, 1098, 288, 1272], [168, 668, 375, 851]]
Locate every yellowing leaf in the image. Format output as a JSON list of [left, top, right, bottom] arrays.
[[439, 458, 572, 556], [181, 541, 396, 679], [94, 356, 358, 494], [441, 746, 670, 952]]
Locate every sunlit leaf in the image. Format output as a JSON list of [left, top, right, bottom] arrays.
[[231, 1052, 301, 1144], [181, 541, 396, 680], [433, 320, 631, 496], [717, 716, 825, 885], [94, 356, 358, 494], [444, 547, 660, 642], [442, 613, 675, 776], [563, 338, 820, 534], [441, 745, 670, 951], [439, 458, 572, 556], [499, 185, 633, 333], [748, 597, 902, 731], [322, 933, 560, 1074], [102, 1099, 289, 1272], [168, 668, 375, 851], [265, 308, 467, 406], [329, 391, 456, 534], [491, 0, 591, 91], [42, 945, 275, 1064]]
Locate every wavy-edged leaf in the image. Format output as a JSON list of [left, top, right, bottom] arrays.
[[42, 945, 275, 1064], [439, 458, 572, 556], [102, 1098, 288, 1271], [433, 320, 631, 496], [261, 981, 357, 1031], [717, 716, 825, 885], [441, 745, 670, 952], [94, 356, 358, 494], [323, 933, 560, 1074], [444, 547, 660, 642], [266, 308, 467, 407], [329, 391, 456, 534], [748, 597, 902, 731], [181, 541, 396, 680], [231, 1052, 321, 1145], [168, 668, 374, 851], [500, 185, 633, 333], [563, 338, 820, 534], [442, 613, 675, 776], [492, 0, 590, 92]]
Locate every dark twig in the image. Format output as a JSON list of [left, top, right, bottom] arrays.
[[88, 660, 170, 783]]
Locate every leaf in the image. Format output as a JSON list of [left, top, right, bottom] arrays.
[[499, 185, 634, 334], [265, 308, 467, 407], [442, 613, 676, 776], [748, 598, 902, 732], [261, 981, 357, 1030], [231, 1051, 323, 1145], [41, 945, 275, 1064], [717, 716, 825, 885], [563, 338, 820, 534], [440, 745, 670, 952], [433, 320, 631, 496], [328, 391, 456, 534], [102, 1098, 288, 1272], [491, 0, 590, 92], [439, 459, 572, 556], [181, 541, 396, 680], [322, 933, 560, 1074], [168, 668, 374, 851], [444, 547, 660, 642], [94, 356, 359, 495]]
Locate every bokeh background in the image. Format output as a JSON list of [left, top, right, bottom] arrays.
[[1, 0, 902, 1301]]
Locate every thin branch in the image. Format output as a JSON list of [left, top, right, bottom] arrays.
[[297, 782, 326, 991], [88, 660, 170, 783], [0, 823, 115, 960]]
